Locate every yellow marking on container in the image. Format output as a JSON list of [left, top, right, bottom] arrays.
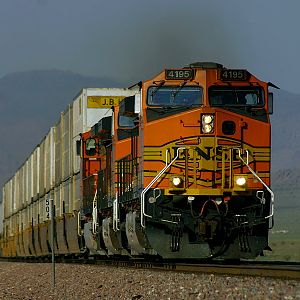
[[87, 96, 126, 108]]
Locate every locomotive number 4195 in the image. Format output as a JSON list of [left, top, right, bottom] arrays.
[[165, 69, 194, 80], [219, 69, 249, 81]]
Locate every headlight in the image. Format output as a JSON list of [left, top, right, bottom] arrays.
[[202, 114, 214, 134], [203, 115, 213, 124], [171, 176, 183, 187], [203, 124, 213, 133], [235, 176, 247, 186]]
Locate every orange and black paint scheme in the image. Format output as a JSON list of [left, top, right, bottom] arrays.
[[80, 62, 275, 259], [80, 116, 113, 213]]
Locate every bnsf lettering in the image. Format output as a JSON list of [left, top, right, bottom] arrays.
[[215, 147, 243, 161], [194, 147, 213, 160], [169, 146, 242, 161], [171, 146, 212, 161]]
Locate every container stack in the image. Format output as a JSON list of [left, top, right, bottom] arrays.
[[1, 88, 135, 251]]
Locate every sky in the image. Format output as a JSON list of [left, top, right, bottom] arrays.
[[0, 0, 300, 94]]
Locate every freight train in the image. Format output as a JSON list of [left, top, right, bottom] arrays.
[[0, 62, 276, 260]]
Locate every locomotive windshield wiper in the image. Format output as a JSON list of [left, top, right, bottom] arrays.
[[171, 81, 187, 100], [150, 80, 165, 97]]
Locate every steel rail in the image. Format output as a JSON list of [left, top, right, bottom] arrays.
[[63, 259, 300, 280], [1, 257, 299, 280], [159, 262, 300, 280], [91, 259, 300, 280]]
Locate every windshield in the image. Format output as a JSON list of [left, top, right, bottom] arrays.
[[147, 86, 203, 107], [119, 115, 135, 128], [209, 87, 264, 107], [85, 138, 96, 156]]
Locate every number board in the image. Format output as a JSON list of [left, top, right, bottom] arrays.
[[219, 69, 249, 81], [165, 69, 194, 80], [45, 198, 50, 219]]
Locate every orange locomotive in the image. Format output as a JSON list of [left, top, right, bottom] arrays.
[[80, 62, 275, 259]]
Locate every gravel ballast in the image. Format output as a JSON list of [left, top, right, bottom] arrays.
[[0, 261, 299, 299]]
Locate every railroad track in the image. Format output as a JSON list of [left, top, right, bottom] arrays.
[[63, 257, 300, 280], [2, 257, 300, 280], [92, 259, 300, 280], [150, 261, 300, 280]]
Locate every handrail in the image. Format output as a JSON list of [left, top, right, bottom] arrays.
[[113, 192, 120, 231], [236, 149, 274, 220], [92, 189, 98, 234], [140, 147, 186, 228], [77, 211, 82, 236]]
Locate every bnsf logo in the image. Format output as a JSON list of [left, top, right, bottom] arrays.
[[168, 146, 242, 162]]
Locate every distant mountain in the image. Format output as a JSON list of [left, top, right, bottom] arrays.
[[272, 89, 300, 171], [272, 168, 300, 187], [0, 70, 120, 190], [272, 168, 300, 209]]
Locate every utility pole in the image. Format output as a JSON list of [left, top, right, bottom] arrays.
[[50, 198, 56, 289]]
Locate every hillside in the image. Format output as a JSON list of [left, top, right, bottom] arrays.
[[272, 89, 300, 171]]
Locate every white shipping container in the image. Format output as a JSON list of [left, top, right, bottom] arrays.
[[0, 198, 3, 233], [72, 88, 136, 174], [25, 205, 29, 227], [11, 177, 16, 214], [3, 184, 8, 219], [29, 203, 33, 226], [62, 105, 73, 180], [18, 211, 22, 232], [4, 180, 10, 219], [45, 127, 55, 193], [23, 205, 28, 229], [38, 196, 43, 222], [20, 209, 26, 230], [22, 163, 27, 207], [39, 137, 46, 197], [55, 116, 63, 186], [39, 195, 45, 222], [3, 175, 21, 219], [18, 170, 23, 211], [1, 88, 138, 232], [71, 174, 81, 212], [6, 181, 12, 219], [8, 218, 12, 236], [25, 158, 32, 204], [13, 214, 18, 234], [32, 201, 38, 225], [19, 166, 24, 209], [3, 185, 6, 219], [23, 163, 27, 206], [13, 172, 20, 212], [62, 179, 71, 214], [32, 147, 40, 200], [54, 185, 61, 217], [17, 171, 21, 211]]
